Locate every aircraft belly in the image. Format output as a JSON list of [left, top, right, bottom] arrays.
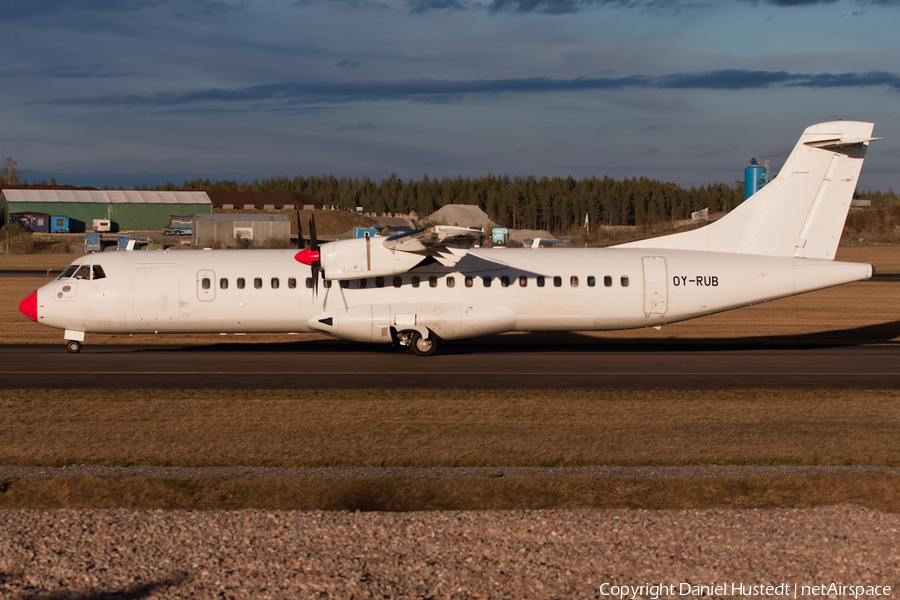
[[309, 302, 516, 342]]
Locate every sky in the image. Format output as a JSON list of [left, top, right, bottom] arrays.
[[1, 0, 898, 192]]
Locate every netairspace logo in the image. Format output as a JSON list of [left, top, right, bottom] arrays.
[[598, 582, 892, 599]]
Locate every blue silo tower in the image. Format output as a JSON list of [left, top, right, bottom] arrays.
[[744, 158, 770, 200]]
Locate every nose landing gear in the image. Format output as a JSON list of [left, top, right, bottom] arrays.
[[66, 340, 82, 354]]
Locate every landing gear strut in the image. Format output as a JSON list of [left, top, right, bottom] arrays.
[[66, 340, 82, 354]]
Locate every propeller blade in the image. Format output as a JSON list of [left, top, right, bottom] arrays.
[[302, 213, 319, 299], [309, 212, 319, 252]]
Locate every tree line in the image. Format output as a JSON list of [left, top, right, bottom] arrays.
[[151, 174, 746, 234]]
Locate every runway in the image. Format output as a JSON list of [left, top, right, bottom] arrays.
[[3, 334, 900, 389]]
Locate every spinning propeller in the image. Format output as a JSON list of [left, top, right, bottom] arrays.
[[295, 213, 321, 296]]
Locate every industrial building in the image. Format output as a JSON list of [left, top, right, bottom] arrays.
[[0, 189, 213, 231], [193, 213, 291, 248]]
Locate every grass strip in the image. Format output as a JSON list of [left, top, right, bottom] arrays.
[[3, 389, 900, 468], [0, 474, 898, 511]]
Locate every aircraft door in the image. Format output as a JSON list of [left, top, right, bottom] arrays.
[[197, 269, 216, 302], [134, 264, 179, 323], [642, 256, 668, 317]]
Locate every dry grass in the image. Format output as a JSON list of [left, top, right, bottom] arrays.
[[3, 389, 900, 468], [1, 474, 899, 511]]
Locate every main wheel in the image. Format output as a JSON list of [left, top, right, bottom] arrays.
[[66, 340, 82, 354], [409, 331, 438, 357]]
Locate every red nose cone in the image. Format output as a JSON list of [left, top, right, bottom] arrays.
[[295, 248, 320, 266], [19, 290, 37, 322]]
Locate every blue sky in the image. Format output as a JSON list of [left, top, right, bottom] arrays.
[[1, 0, 898, 191]]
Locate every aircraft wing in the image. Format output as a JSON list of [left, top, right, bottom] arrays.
[[382, 226, 484, 267]]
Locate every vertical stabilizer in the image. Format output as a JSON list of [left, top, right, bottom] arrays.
[[617, 121, 876, 259]]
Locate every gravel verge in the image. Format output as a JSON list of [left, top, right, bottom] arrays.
[[0, 505, 897, 599]]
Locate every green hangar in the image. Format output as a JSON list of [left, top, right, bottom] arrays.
[[1, 189, 213, 231]]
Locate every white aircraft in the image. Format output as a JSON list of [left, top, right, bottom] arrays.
[[19, 121, 877, 355]]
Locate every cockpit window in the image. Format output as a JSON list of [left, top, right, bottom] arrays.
[[58, 265, 79, 279], [73, 265, 91, 280], [92, 265, 106, 280]]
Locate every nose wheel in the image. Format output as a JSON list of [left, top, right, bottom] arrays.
[[66, 340, 82, 354]]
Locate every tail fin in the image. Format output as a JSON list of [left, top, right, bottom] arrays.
[[617, 121, 877, 259]]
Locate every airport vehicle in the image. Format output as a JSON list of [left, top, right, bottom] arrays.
[[163, 215, 193, 236], [19, 121, 877, 355]]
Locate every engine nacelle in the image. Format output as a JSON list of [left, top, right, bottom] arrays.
[[308, 302, 516, 343], [320, 237, 424, 280]]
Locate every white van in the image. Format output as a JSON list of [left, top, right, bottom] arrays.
[[92, 219, 111, 232]]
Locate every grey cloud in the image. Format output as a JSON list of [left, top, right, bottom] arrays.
[[0, 0, 240, 21], [493, 0, 896, 12], [0, 63, 131, 79], [408, 0, 469, 12], [38, 70, 900, 111]]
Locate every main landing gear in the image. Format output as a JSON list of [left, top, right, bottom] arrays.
[[396, 328, 439, 356], [66, 340, 82, 354]]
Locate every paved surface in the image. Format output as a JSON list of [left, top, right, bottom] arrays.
[[3, 338, 900, 389]]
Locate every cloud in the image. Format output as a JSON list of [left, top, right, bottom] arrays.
[[408, 0, 469, 12], [37, 69, 900, 111], [0, 0, 240, 21], [486, 0, 693, 14], [0, 64, 132, 79], [488, 0, 900, 12]]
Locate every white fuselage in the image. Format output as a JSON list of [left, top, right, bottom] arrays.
[[32, 247, 871, 344]]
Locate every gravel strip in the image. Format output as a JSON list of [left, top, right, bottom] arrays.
[[0, 505, 897, 598], [1, 464, 900, 479]]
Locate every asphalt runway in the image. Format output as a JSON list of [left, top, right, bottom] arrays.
[[3, 327, 900, 389]]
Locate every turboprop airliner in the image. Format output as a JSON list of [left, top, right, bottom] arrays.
[[18, 121, 878, 355]]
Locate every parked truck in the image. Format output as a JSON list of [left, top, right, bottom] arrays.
[[163, 215, 193, 236]]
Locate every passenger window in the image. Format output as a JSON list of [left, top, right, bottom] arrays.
[[306, 278, 313, 289], [340, 280, 349, 288], [465, 276, 473, 288], [358, 279, 367, 289], [411, 276, 420, 288], [587, 276, 596, 287], [604, 276, 612, 287], [237, 278, 245, 289], [429, 276, 438, 288], [254, 278, 262, 289], [220, 278, 228, 289], [483, 276, 492, 287], [288, 278, 297, 289], [621, 276, 629, 287], [553, 276, 562, 287], [201, 278, 211, 290], [376, 277, 385, 288], [501, 276, 510, 288], [519, 276, 527, 287], [446, 276, 455, 288], [92, 265, 106, 280], [324, 280, 332, 288], [271, 278, 279, 289], [393, 276, 402, 288], [536, 276, 545, 287], [570, 276, 578, 287]]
